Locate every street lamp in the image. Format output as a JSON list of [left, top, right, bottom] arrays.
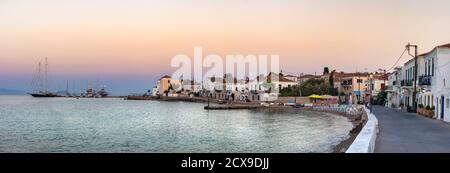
[[369, 73, 374, 113]]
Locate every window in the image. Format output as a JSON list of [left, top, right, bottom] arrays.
[[405, 69, 408, 81], [432, 58, 435, 76], [406, 69, 409, 81], [428, 59, 431, 75], [425, 61, 428, 76]]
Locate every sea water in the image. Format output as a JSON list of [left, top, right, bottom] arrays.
[[0, 96, 353, 153]]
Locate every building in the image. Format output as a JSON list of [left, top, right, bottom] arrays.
[[386, 67, 402, 108], [420, 43, 450, 122], [267, 72, 298, 90], [297, 74, 321, 85], [283, 74, 299, 82], [384, 43, 450, 122], [181, 80, 202, 95], [336, 72, 386, 105], [400, 55, 425, 109], [153, 75, 181, 97], [340, 76, 368, 104]]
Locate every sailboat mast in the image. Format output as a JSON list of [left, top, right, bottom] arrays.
[[44, 57, 48, 92], [38, 61, 42, 92]]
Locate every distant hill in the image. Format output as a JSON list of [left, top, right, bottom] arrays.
[[0, 88, 27, 95]]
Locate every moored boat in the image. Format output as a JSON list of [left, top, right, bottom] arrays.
[[29, 57, 58, 97]]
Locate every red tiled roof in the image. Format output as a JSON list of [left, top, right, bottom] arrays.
[[266, 73, 296, 82], [159, 75, 171, 79], [298, 74, 320, 79], [279, 77, 295, 82]]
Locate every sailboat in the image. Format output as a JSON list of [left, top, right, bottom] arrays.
[[29, 57, 57, 97]]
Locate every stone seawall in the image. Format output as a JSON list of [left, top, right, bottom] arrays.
[[346, 107, 379, 153]]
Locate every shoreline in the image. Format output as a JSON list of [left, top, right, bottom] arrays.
[[250, 107, 365, 153]]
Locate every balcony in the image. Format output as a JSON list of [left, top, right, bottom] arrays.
[[419, 75, 432, 85], [250, 90, 259, 94], [401, 80, 413, 86], [385, 85, 394, 91], [341, 80, 352, 86]]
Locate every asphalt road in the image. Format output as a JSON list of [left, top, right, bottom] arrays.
[[373, 106, 450, 153]]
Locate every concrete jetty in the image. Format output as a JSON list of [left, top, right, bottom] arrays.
[[204, 105, 260, 110]]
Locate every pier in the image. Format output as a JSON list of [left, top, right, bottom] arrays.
[[204, 105, 260, 110]]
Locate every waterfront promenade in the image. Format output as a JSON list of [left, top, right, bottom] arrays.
[[373, 106, 450, 153]]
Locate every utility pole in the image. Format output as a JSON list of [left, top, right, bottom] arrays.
[[406, 43, 418, 112], [383, 69, 386, 91]]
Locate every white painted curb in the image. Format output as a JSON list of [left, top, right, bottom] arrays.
[[346, 107, 379, 153]]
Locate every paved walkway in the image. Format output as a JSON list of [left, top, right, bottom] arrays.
[[373, 106, 450, 153]]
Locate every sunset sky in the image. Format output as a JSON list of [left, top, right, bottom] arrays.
[[1, 0, 450, 95]]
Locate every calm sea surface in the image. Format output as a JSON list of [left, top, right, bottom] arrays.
[[0, 96, 353, 153]]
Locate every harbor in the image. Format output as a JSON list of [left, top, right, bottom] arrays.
[[0, 95, 356, 153]]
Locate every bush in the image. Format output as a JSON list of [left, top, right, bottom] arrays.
[[425, 105, 431, 110], [418, 104, 424, 108], [431, 106, 435, 110], [373, 91, 387, 105]]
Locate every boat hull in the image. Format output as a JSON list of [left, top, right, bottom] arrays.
[[29, 93, 57, 97]]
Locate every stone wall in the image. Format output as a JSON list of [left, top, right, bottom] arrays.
[[274, 97, 311, 104]]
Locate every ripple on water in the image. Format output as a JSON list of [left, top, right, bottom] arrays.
[[0, 96, 353, 153]]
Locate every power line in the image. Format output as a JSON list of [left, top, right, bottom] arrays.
[[386, 48, 407, 72]]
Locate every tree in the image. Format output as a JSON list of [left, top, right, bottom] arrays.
[[279, 78, 339, 97], [323, 67, 330, 75], [373, 91, 387, 105], [329, 70, 336, 87]]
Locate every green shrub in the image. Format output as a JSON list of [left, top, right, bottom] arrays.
[[418, 104, 424, 108], [425, 105, 431, 110]]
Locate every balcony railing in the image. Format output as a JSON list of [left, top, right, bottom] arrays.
[[341, 80, 352, 86], [385, 85, 394, 91], [419, 75, 432, 85], [401, 80, 413, 86]]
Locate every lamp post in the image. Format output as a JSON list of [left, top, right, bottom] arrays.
[[369, 73, 374, 113]]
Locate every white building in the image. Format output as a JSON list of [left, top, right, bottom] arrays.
[[386, 67, 402, 108], [421, 44, 450, 122], [283, 74, 298, 82], [400, 55, 425, 109], [386, 43, 450, 122]]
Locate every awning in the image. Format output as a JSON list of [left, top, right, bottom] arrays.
[[308, 94, 322, 99]]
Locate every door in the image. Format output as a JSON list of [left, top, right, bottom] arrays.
[[436, 97, 439, 117], [441, 96, 445, 119]]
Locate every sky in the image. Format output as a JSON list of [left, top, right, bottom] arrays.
[[1, 0, 450, 95]]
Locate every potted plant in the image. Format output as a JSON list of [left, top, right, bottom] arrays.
[[430, 106, 436, 118], [418, 104, 424, 114]]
